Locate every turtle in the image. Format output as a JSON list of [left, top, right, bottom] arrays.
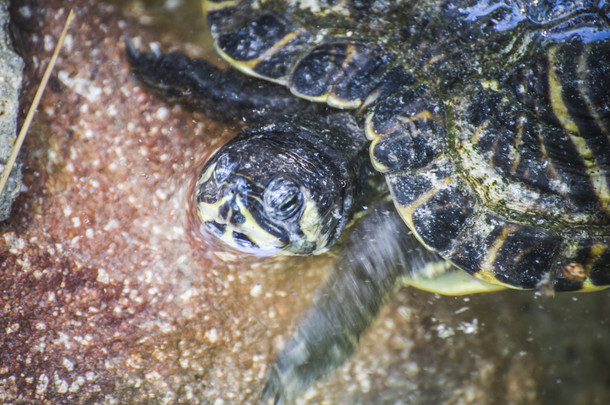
[[127, 0, 610, 402]]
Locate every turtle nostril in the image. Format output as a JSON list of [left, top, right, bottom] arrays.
[[218, 203, 230, 220], [205, 221, 226, 237], [231, 210, 246, 225], [233, 231, 258, 249]]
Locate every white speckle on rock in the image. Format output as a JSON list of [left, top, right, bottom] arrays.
[[62, 358, 74, 372], [103, 219, 120, 231], [249, 283, 263, 297], [36, 373, 49, 395], [63, 205, 73, 217], [43, 34, 54, 52], [55, 373, 69, 394], [156, 106, 169, 120], [97, 268, 110, 284], [69, 376, 85, 392], [6, 322, 19, 334], [206, 328, 219, 344], [57, 70, 103, 102], [106, 104, 118, 117], [145, 371, 162, 382], [155, 188, 168, 201]]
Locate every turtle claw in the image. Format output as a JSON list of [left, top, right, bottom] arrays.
[[261, 366, 287, 405], [261, 339, 322, 405]]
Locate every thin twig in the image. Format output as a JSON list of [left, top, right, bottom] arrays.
[[0, 8, 75, 196]]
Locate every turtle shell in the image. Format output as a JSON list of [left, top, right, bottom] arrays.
[[204, 0, 610, 291]]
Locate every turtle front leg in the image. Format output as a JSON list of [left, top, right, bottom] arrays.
[[125, 40, 315, 123], [263, 203, 445, 404]]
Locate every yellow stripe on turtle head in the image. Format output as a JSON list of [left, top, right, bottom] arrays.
[[298, 196, 329, 254], [197, 190, 290, 255]]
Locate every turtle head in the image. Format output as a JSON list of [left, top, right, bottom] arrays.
[[195, 123, 357, 256]]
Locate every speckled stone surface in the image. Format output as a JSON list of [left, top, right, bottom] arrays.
[[1, 1, 609, 404], [0, 0, 24, 222]]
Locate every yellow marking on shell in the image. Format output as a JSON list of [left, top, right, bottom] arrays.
[[326, 44, 365, 109], [423, 53, 445, 70], [369, 137, 389, 172], [214, 31, 303, 86], [393, 181, 451, 252], [548, 47, 579, 134], [327, 95, 362, 109], [583, 242, 608, 282], [577, 46, 609, 136], [470, 119, 489, 145], [548, 46, 610, 215], [364, 111, 378, 140], [399, 110, 435, 125], [289, 90, 331, 104], [470, 268, 517, 289], [367, 109, 437, 140], [580, 280, 609, 292], [365, 112, 389, 171], [480, 79, 499, 91], [477, 224, 518, 282], [590, 242, 606, 259], [403, 264, 506, 295], [534, 124, 562, 182], [290, 44, 365, 108], [366, 110, 438, 173], [203, 0, 241, 14], [359, 85, 386, 113], [509, 118, 523, 175]]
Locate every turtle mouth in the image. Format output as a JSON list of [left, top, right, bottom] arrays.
[[203, 218, 285, 254]]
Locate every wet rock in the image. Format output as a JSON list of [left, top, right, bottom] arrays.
[[0, 0, 24, 222]]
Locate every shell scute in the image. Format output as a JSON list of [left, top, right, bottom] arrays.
[[410, 186, 476, 253], [217, 13, 290, 62]]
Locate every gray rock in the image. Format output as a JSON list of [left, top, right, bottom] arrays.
[[0, 0, 24, 222]]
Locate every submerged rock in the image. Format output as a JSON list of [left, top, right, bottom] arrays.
[[0, 0, 25, 222]]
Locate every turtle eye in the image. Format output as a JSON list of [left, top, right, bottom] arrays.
[[264, 177, 304, 220], [214, 153, 238, 184]]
